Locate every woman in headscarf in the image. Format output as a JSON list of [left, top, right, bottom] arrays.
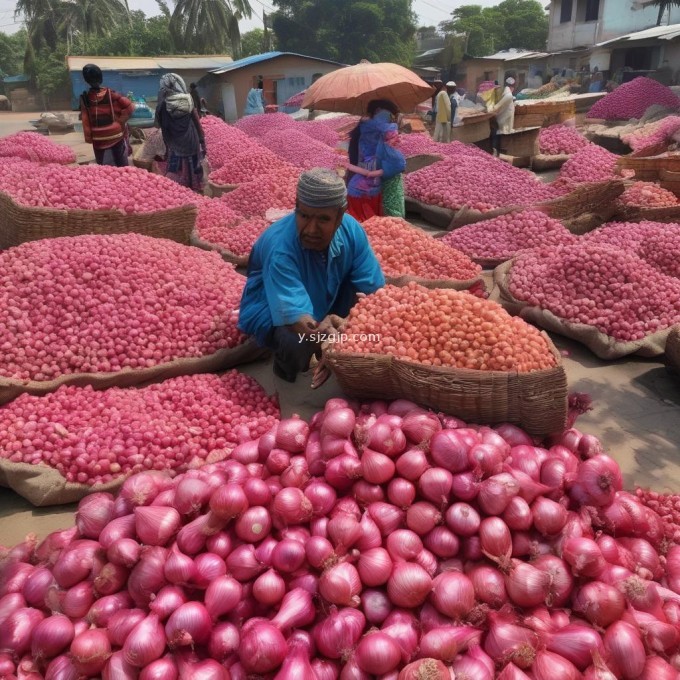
[[155, 73, 206, 191], [345, 99, 399, 221]]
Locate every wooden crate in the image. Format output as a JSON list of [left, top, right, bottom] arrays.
[[450, 113, 492, 144], [499, 127, 540, 157], [514, 100, 576, 129]]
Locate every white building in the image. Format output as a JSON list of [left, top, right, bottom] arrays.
[[546, 0, 680, 76]]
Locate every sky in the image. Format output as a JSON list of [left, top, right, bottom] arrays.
[[1, 0, 504, 36]]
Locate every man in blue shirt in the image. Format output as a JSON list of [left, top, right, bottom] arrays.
[[239, 168, 385, 386]]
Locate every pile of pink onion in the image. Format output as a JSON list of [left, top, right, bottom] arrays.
[[558, 145, 619, 184], [589, 77, 680, 121], [259, 129, 345, 171], [0, 371, 279, 485], [405, 156, 559, 212], [622, 116, 680, 153], [222, 167, 301, 218], [0, 132, 76, 165], [538, 125, 589, 156], [507, 242, 680, 341], [195, 213, 269, 258], [440, 210, 577, 263], [234, 113, 299, 138], [0, 234, 246, 382], [202, 117, 261, 172], [1, 396, 679, 679], [209, 150, 295, 186], [618, 182, 679, 209]]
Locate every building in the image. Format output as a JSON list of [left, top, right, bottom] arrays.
[[66, 56, 233, 110], [457, 50, 550, 94], [200, 52, 345, 121], [547, 0, 680, 73]]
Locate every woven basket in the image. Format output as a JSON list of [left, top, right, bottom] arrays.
[[532, 154, 570, 171], [534, 180, 625, 221], [616, 154, 680, 181], [0, 191, 196, 249], [404, 154, 443, 175], [667, 326, 680, 373], [515, 100, 575, 129], [660, 169, 680, 198], [0, 339, 266, 405], [385, 274, 486, 294], [614, 205, 680, 223], [323, 338, 567, 437], [190, 230, 250, 268], [206, 180, 238, 198]]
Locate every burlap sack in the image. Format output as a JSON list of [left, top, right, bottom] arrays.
[[492, 261, 671, 359], [190, 230, 250, 268], [0, 461, 124, 507], [0, 339, 267, 405]]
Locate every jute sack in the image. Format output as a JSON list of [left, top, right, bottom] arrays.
[[405, 197, 517, 230], [0, 461, 124, 507], [190, 230, 250, 268], [385, 274, 487, 295], [667, 326, 680, 373], [0, 339, 267, 405], [492, 261, 672, 359]]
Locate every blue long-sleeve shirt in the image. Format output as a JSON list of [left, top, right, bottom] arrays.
[[238, 212, 385, 345]]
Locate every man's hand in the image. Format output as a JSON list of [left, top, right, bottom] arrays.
[[289, 315, 318, 337], [317, 314, 344, 335]]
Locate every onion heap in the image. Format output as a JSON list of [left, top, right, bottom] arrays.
[[195, 213, 270, 258], [201, 116, 260, 171], [0, 371, 279, 485], [209, 149, 295, 186], [259, 129, 345, 171], [0, 234, 246, 382], [622, 116, 680, 153], [589, 77, 680, 121], [618, 181, 679, 208], [1, 398, 679, 679], [222, 166, 301, 217], [295, 121, 341, 147], [636, 488, 680, 544], [558, 144, 619, 184], [584, 221, 680, 279], [397, 134, 490, 162], [440, 210, 577, 263], [537, 125, 590, 156], [361, 216, 481, 281], [0, 131, 77, 165], [405, 156, 559, 212], [234, 112, 299, 138], [507, 242, 680, 341], [336, 282, 557, 371]]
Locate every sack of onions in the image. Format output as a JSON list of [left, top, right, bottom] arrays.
[[323, 283, 567, 436]]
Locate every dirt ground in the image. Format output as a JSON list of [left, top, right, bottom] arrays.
[[0, 111, 679, 547]]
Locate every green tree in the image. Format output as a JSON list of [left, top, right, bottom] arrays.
[[83, 10, 175, 55], [170, 0, 253, 58], [33, 46, 70, 107], [439, 0, 547, 57], [649, 0, 680, 25], [271, 0, 417, 65], [241, 28, 270, 57], [0, 30, 28, 77]]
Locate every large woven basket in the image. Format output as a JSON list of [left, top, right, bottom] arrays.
[[324, 337, 567, 437], [535, 180, 625, 221], [667, 326, 680, 373], [616, 153, 680, 182], [0, 191, 196, 249], [385, 274, 486, 295]]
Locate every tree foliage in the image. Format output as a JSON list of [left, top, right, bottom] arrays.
[[241, 28, 275, 58], [271, 0, 417, 65], [649, 0, 680, 25], [0, 30, 28, 77], [84, 10, 175, 55], [438, 0, 548, 57]]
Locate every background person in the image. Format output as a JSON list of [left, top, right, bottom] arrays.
[[490, 76, 517, 155], [433, 82, 452, 142], [155, 73, 206, 192], [189, 82, 201, 111], [244, 78, 265, 116], [239, 168, 385, 386], [79, 63, 134, 167]]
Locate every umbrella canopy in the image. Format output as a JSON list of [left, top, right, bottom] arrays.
[[301, 62, 435, 115], [284, 89, 307, 108]]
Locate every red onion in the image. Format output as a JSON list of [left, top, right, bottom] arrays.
[[623, 608, 680, 653], [102, 650, 138, 680], [561, 537, 606, 578], [478, 473, 520, 515], [31, 614, 74, 661], [386, 478, 416, 508], [139, 655, 179, 680], [532, 554, 573, 607], [235, 506, 272, 543], [639, 656, 680, 680], [70, 629, 111, 676], [502, 497, 533, 531], [361, 590, 393, 624], [328, 514, 363, 554], [320, 406, 356, 440], [0, 607, 44, 656], [479, 517, 512, 565], [429, 430, 472, 472], [305, 482, 337, 516], [395, 449, 430, 481], [366, 420, 406, 457], [107, 608, 146, 647], [571, 455, 622, 507], [381, 616, 420, 663], [306, 537, 335, 570], [226, 544, 264, 581], [387, 563, 432, 607], [275, 417, 310, 453], [468, 563, 508, 607], [419, 626, 482, 662], [484, 612, 539, 669], [209, 483, 249, 520], [22, 567, 55, 608], [362, 448, 396, 485], [398, 659, 449, 680], [52, 540, 102, 588], [368, 503, 405, 536], [401, 412, 441, 444], [165, 602, 212, 647], [94, 562, 128, 596], [75, 493, 115, 539], [44, 655, 80, 680], [208, 622, 240, 661], [107, 538, 141, 568], [313, 659, 340, 680], [546, 624, 605, 670], [239, 621, 287, 673], [193, 552, 227, 588], [148, 586, 187, 621], [270, 587, 315, 631], [127, 546, 168, 607], [175, 650, 230, 679], [603, 621, 646, 679], [358, 548, 393, 586], [355, 632, 401, 675], [452, 654, 494, 680], [251, 569, 285, 606], [314, 607, 366, 659], [445, 502, 480, 536], [274, 639, 317, 680], [122, 612, 166, 667], [430, 572, 474, 619], [469, 443, 504, 477], [531, 496, 567, 536], [405, 502, 441, 535], [164, 548, 196, 585], [319, 562, 361, 606], [418, 468, 453, 505], [423, 526, 459, 558], [531, 650, 580, 680], [173, 478, 211, 515], [385, 530, 422, 562], [505, 559, 551, 608], [87, 592, 133, 626]]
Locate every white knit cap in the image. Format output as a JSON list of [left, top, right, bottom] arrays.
[[446, 81, 456, 87], [506, 77, 516, 85], [297, 168, 347, 208]]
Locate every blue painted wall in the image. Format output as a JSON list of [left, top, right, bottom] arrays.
[[70, 70, 165, 109]]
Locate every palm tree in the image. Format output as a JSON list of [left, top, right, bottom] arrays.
[[650, 0, 680, 25], [170, 0, 252, 58], [58, 0, 130, 51]]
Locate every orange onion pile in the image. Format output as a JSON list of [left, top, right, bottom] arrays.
[[202, 116, 261, 171], [0, 234, 247, 382], [507, 242, 680, 341], [405, 156, 558, 212], [195, 213, 269, 257], [336, 282, 556, 371], [0, 131, 76, 165], [558, 145, 619, 183], [538, 125, 589, 156], [361, 216, 481, 281], [589, 76, 680, 121], [208, 149, 294, 186], [618, 181, 679, 208], [222, 166, 301, 217], [0, 371, 279, 485], [440, 210, 577, 262], [1, 397, 679, 679], [259, 129, 345, 170]]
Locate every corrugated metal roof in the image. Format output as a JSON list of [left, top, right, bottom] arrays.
[[210, 51, 344, 75], [67, 56, 232, 72], [479, 49, 550, 62], [597, 23, 680, 47]]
